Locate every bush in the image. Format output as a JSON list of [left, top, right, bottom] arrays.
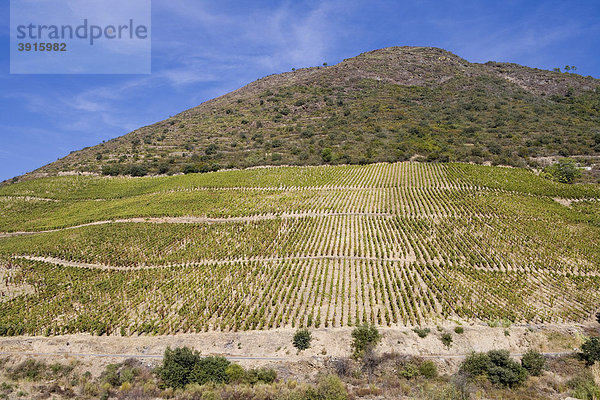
[[157, 347, 201, 388], [454, 326, 464, 334], [124, 164, 148, 177], [398, 363, 419, 380], [332, 358, 350, 377], [568, 371, 600, 400], [543, 158, 581, 184], [413, 327, 430, 338], [460, 352, 492, 378], [7, 359, 47, 381], [460, 350, 527, 388], [351, 324, 381, 356], [182, 164, 199, 174], [101, 165, 122, 176], [225, 364, 246, 384], [293, 328, 312, 351], [321, 148, 333, 163], [582, 337, 600, 366], [419, 360, 438, 378], [521, 350, 545, 376], [315, 374, 348, 400], [246, 367, 277, 384], [189, 356, 230, 385], [441, 333, 453, 349]]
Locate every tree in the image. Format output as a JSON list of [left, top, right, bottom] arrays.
[[293, 328, 312, 351], [351, 324, 381, 357], [543, 158, 581, 184], [581, 337, 600, 366], [521, 350, 545, 376]]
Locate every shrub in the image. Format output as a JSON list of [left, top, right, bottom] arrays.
[[521, 350, 545, 376], [351, 324, 381, 357], [182, 164, 199, 174], [225, 364, 246, 384], [419, 360, 438, 378], [460, 350, 527, 388], [321, 148, 333, 163], [246, 367, 277, 384], [460, 352, 492, 378], [398, 363, 419, 380], [543, 158, 581, 184], [125, 164, 148, 177], [582, 337, 600, 366], [568, 371, 600, 400], [596, 311, 600, 325], [7, 359, 47, 381], [189, 356, 230, 385], [332, 358, 350, 377], [157, 347, 201, 388], [101, 165, 122, 176], [454, 326, 464, 334], [316, 374, 348, 400], [293, 328, 312, 351], [413, 327, 430, 338], [441, 333, 453, 349]]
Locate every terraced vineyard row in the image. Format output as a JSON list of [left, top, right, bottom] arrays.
[[0, 162, 599, 336], [1, 257, 598, 337]]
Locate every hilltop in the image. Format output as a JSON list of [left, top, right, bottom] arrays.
[[18, 46, 600, 181]]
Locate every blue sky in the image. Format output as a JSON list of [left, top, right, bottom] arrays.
[[1, 0, 599, 181]]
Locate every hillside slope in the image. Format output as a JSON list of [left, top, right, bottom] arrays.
[[1, 162, 599, 335], [22, 46, 600, 180]]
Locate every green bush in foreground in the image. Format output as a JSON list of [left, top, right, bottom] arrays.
[[157, 346, 277, 389], [521, 350, 546, 376], [293, 328, 312, 351], [351, 324, 381, 357], [418, 360, 438, 378], [188, 356, 230, 385], [581, 337, 600, 366], [157, 347, 202, 388], [315, 374, 348, 400], [543, 158, 581, 184], [460, 350, 528, 388]]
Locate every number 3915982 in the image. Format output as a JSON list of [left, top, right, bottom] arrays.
[[18, 43, 67, 52]]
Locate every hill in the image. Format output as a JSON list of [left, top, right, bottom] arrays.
[[1, 162, 599, 336], [18, 46, 600, 181]]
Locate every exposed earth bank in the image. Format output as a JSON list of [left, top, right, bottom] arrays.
[[0, 322, 592, 379]]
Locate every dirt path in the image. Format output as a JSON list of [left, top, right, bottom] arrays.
[[14, 254, 416, 271], [0, 212, 396, 238], [14, 255, 599, 278]]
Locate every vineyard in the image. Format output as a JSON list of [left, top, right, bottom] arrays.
[[0, 162, 599, 336]]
